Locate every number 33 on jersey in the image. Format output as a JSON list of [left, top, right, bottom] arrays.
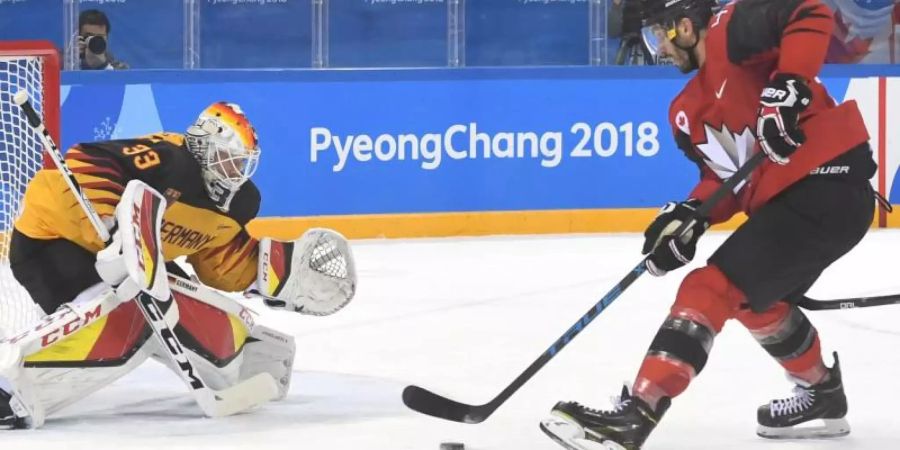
[[15, 132, 262, 292]]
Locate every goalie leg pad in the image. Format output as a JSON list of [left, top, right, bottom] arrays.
[[150, 342, 240, 393], [0, 342, 43, 429], [23, 292, 154, 419], [26, 343, 152, 419], [0, 284, 153, 427], [239, 325, 295, 401], [155, 276, 294, 400]]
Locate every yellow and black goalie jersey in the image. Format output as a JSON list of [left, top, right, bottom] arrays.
[[15, 133, 261, 292]]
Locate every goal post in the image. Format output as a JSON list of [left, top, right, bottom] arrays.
[[0, 40, 60, 337]]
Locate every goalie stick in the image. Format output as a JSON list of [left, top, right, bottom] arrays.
[[402, 152, 767, 424], [14, 91, 278, 418]]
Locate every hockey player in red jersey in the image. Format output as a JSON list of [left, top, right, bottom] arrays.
[[541, 0, 878, 448]]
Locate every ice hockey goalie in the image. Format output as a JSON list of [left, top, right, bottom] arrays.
[[0, 102, 357, 428]]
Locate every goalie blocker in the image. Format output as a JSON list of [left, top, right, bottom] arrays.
[[0, 180, 357, 428]]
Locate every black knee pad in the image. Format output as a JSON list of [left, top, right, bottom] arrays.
[[757, 307, 817, 361], [647, 316, 715, 374]]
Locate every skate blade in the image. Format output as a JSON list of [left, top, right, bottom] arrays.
[[540, 414, 626, 450], [757, 418, 850, 440]]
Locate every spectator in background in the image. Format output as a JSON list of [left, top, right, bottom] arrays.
[[823, 0, 899, 63], [79, 9, 129, 70], [608, 0, 625, 39]]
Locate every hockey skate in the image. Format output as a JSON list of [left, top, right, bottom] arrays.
[[540, 386, 669, 450], [0, 343, 43, 429], [757, 352, 850, 439], [0, 390, 27, 430]]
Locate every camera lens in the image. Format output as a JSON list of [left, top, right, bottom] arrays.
[[86, 35, 107, 55]]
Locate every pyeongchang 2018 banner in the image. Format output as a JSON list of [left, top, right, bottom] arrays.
[[58, 67, 892, 220]]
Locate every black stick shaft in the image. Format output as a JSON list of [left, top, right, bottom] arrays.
[[15, 93, 111, 245], [403, 152, 767, 423], [799, 293, 900, 310]]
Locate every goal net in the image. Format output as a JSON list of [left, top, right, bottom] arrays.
[[0, 41, 60, 338]]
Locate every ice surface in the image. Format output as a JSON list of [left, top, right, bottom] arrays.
[[8, 230, 900, 449]]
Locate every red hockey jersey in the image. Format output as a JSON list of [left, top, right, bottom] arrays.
[[668, 0, 871, 224]]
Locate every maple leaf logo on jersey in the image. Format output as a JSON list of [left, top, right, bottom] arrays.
[[696, 124, 756, 193], [675, 111, 690, 134]]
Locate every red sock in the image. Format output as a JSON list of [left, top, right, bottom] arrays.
[[736, 302, 827, 384], [633, 266, 744, 408]]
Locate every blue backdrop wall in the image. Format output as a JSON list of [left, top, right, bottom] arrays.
[[58, 66, 894, 222]]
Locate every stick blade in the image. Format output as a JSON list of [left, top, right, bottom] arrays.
[[203, 373, 280, 418], [401, 385, 489, 424]]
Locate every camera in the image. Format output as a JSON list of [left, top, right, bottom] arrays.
[[84, 35, 107, 55]]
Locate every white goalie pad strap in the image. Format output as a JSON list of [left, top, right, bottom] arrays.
[[95, 180, 170, 302], [257, 228, 357, 316], [168, 274, 255, 329]]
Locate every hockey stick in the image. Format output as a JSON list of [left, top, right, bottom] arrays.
[[798, 293, 900, 310], [402, 152, 767, 424], [13, 93, 110, 243], [14, 91, 278, 417]]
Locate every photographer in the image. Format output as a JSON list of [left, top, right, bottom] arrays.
[[78, 9, 129, 70], [614, 0, 654, 65]]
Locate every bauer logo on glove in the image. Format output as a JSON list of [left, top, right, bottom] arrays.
[[756, 73, 813, 165]]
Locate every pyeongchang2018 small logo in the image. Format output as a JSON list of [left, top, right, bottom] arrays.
[[366, 0, 443, 4], [94, 117, 115, 140], [207, 0, 287, 5], [520, 0, 586, 4]]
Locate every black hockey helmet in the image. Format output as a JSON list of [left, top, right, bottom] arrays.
[[638, 0, 719, 71], [641, 0, 718, 30]]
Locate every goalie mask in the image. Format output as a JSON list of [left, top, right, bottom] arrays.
[[185, 102, 261, 211]]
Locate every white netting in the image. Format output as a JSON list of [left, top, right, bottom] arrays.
[[0, 55, 47, 338]]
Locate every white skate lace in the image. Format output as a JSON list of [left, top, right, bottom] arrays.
[[769, 386, 815, 417], [580, 394, 631, 416]]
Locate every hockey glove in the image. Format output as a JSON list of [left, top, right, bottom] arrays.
[[757, 73, 812, 165], [255, 229, 357, 316], [642, 199, 709, 277]]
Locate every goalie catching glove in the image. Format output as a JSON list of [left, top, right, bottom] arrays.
[[255, 228, 357, 316]]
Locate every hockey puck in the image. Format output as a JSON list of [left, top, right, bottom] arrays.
[[439, 442, 464, 450]]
